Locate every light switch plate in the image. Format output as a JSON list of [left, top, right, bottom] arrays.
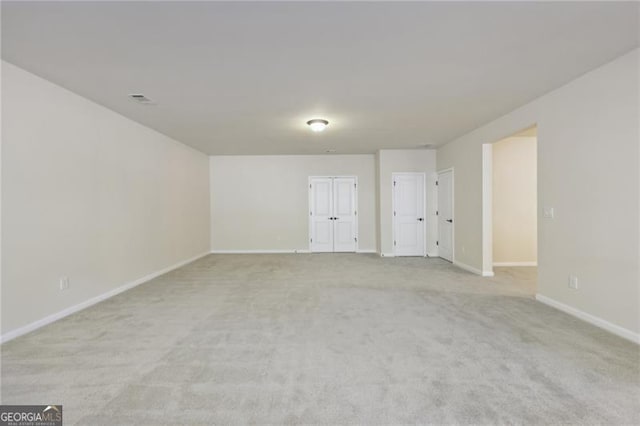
[[543, 207, 554, 219]]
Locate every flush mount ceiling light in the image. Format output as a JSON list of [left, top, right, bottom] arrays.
[[307, 119, 329, 132]]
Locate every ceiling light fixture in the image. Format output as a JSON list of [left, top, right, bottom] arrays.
[[307, 119, 329, 132], [128, 93, 156, 105]]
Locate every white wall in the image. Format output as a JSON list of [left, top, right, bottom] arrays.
[[378, 149, 438, 256], [2, 62, 211, 336], [210, 155, 377, 252], [437, 49, 639, 337], [493, 136, 537, 265]]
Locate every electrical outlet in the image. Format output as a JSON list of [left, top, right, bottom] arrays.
[[543, 207, 555, 219], [568, 275, 579, 290], [59, 276, 69, 290]]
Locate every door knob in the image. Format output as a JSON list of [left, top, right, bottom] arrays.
[[417, 218, 424, 221], [446, 219, 453, 223]]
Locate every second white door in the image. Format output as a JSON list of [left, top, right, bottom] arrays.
[[309, 177, 357, 252], [437, 169, 454, 262], [392, 173, 425, 256]]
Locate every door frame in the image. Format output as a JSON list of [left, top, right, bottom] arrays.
[[436, 167, 455, 262], [391, 172, 427, 257], [308, 176, 359, 253]]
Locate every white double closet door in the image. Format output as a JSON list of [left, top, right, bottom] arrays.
[[309, 177, 357, 253]]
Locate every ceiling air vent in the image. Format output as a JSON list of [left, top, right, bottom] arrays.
[[128, 94, 156, 105]]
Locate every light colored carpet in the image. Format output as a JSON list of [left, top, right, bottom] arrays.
[[1, 254, 638, 425]]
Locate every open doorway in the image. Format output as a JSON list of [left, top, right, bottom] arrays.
[[485, 126, 538, 294]]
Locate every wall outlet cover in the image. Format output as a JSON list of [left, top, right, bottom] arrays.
[[59, 276, 69, 290], [568, 275, 579, 289]]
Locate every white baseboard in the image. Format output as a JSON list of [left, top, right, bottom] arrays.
[[494, 261, 538, 267], [380, 253, 395, 257], [211, 249, 377, 255], [0, 251, 210, 345], [453, 260, 494, 276], [536, 294, 639, 344], [426, 252, 439, 258], [210, 249, 310, 254]]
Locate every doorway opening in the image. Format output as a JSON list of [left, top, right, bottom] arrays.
[[484, 126, 538, 293]]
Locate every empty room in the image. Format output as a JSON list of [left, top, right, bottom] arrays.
[[1, 1, 639, 425]]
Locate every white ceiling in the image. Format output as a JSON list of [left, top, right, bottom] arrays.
[[2, 1, 638, 155]]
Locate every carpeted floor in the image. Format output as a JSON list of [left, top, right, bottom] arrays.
[[1, 254, 638, 425]]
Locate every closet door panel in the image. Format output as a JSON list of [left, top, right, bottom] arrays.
[[333, 177, 357, 252], [309, 178, 334, 252]]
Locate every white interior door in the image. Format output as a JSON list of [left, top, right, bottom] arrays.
[[333, 177, 357, 252], [393, 173, 425, 256], [438, 170, 454, 262], [309, 177, 357, 252], [309, 177, 334, 252]]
